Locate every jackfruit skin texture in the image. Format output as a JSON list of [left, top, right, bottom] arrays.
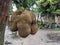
[[24, 10, 36, 23], [18, 10, 32, 23], [17, 21, 31, 37], [24, 10, 38, 35], [10, 10, 22, 32], [31, 23, 38, 35], [10, 21, 18, 32], [11, 10, 22, 22], [10, 10, 38, 38]]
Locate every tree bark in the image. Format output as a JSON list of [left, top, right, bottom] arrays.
[[0, 0, 11, 45]]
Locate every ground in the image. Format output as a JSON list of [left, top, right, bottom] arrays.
[[4, 25, 60, 45]]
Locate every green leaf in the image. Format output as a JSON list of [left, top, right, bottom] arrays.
[[49, 0, 58, 5], [12, 0, 37, 9], [52, 9, 60, 14]]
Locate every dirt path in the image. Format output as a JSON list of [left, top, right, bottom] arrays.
[[4, 26, 60, 45]]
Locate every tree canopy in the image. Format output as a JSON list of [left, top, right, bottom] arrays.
[[12, 0, 37, 10]]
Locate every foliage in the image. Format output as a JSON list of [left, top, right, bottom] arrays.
[[52, 9, 60, 14], [12, 0, 37, 10], [36, 0, 60, 16], [9, 1, 13, 15], [37, 19, 43, 28]]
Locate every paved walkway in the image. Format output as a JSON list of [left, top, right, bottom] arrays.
[[4, 26, 60, 45]]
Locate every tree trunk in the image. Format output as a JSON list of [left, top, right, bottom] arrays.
[[0, 0, 11, 45]]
